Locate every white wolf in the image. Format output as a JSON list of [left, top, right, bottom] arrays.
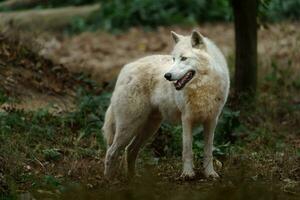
[[102, 30, 230, 179]]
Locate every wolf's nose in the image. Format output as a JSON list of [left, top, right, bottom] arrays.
[[164, 73, 172, 81]]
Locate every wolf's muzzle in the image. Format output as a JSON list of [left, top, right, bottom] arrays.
[[164, 73, 172, 81]]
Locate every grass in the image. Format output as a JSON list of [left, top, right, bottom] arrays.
[[1, 62, 299, 198], [0, 85, 110, 197]]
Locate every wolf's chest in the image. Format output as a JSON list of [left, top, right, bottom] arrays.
[[185, 82, 224, 121]]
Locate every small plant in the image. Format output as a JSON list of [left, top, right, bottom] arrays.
[[0, 89, 8, 104], [68, 16, 90, 34], [43, 175, 61, 187], [43, 148, 62, 161], [0, 89, 17, 105], [150, 107, 241, 158], [215, 107, 241, 143]]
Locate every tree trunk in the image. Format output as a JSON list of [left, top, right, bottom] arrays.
[[232, 0, 258, 96]]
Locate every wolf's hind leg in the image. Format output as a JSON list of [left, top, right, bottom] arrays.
[[125, 112, 162, 177], [203, 117, 219, 178], [104, 124, 137, 179], [102, 105, 115, 148]]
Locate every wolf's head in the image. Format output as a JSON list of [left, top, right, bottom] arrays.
[[164, 30, 209, 90]]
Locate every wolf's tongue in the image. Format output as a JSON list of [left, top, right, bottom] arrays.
[[174, 71, 194, 90], [177, 78, 184, 85], [175, 77, 185, 89]]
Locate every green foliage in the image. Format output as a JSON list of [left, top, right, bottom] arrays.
[[0, 0, 99, 11], [159, 124, 183, 156], [261, 0, 300, 21], [215, 108, 241, 143], [45, 0, 98, 7], [297, 149, 300, 157], [0, 88, 110, 145], [70, 0, 300, 32], [43, 148, 62, 161], [0, 88, 17, 105], [43, 175, 61, 187], [2, 0, 300, 32], [193, 107, 241, 158], [86, 0, 232, 31], [40, 175, 67, 194], [156, 107, 241, 158], [0, 86, 111, 196], [66, 88, 110, 142], [0, 110, 26, 135], [0, 89, 9, 104], [0, 108, 64, 143], [68, 16, 90, 34]]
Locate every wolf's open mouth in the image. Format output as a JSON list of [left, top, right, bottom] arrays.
[[174, 70, 195, 90]]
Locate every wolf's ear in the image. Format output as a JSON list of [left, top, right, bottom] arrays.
[[171, 31, 182, 43], [191, 30, 205, 49]]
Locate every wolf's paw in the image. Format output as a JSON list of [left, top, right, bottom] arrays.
[[204, 169, 219, 179], [180, 170, 196, 180]]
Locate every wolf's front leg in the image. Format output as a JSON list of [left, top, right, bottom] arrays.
[[203, 118, 219, 178], [181, 115, 195, 179]]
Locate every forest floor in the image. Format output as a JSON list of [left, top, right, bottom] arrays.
[[0, 7, 300, 199]]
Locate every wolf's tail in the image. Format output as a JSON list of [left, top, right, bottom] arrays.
[[102, 105, 115, 147]]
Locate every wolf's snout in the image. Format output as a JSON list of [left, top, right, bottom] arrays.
[[164, 73, 172, 81]]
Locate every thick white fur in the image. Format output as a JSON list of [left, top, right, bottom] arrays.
[[103, 31, 230, 179]]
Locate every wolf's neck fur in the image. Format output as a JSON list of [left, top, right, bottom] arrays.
[[182, 41, 229, 121]]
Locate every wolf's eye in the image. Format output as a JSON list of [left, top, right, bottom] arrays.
[[172, 57, 175, 62], [181, 57, 187, 61]]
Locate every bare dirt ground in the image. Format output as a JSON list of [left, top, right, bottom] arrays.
[[0, 31, 81, 112], [2, 22, 300, 113], [40, 24, 234, 84], [40, 22, 300, 85]]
